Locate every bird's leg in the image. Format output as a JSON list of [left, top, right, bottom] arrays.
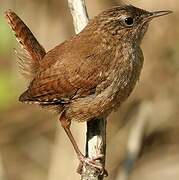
[[59, 114, 107, 175], [59, 115, 83, 159]]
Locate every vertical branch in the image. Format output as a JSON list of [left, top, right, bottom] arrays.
[[67, 0, 88, 33], [83, 118, 107, 180], [67, 0, 107, 179]]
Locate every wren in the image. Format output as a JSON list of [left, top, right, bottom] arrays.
[[5, 5, 172, 175]]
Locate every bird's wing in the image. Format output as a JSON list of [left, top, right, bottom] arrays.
[[19, 31, 116, 104], [5, 10, 46, 79]]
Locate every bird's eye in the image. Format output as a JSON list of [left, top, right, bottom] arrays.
[[124, 17, 134, 27]]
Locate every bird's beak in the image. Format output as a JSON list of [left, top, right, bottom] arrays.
[[147, 10, 172, 20], [151, 10, 172, 18]]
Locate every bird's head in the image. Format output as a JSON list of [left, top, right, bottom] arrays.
[[93, 5, 172, 45]]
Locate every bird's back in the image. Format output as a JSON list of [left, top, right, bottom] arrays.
[[19, 28, 118, 106]]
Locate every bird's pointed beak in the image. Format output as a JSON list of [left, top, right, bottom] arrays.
[[147, 10, 172, 20], [150, 10, 172, 18]]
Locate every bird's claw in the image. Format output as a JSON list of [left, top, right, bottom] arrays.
[[77, 155, 108, 177]]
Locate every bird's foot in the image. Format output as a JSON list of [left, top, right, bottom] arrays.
[[77, 154, 108, 177]]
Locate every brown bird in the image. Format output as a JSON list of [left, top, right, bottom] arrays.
[[5, 5, 171, 174]]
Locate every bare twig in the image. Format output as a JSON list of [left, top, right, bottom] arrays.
[[67, 0, 88, 34], [67, 0, 107, 179], [82, 119, 107, 180]]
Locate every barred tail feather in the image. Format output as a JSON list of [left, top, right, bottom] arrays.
[[19, 90, 69, 105], [5, 9, 46, 79]]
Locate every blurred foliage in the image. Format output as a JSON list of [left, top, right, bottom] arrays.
[[0, 9, 13, 55], [0, 9, 18, 111], [0, 0, 179, 180], [0, 70, 18, 110]]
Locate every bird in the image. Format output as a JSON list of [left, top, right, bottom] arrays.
[[5, 4, 172, 175]]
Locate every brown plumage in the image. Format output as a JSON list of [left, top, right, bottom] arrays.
[[5, 5, 172, 174], [5, 9, 46, 79]]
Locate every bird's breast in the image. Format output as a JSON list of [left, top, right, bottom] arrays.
[[110, 46, 144, 108], [65, 46, 144, 122]]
